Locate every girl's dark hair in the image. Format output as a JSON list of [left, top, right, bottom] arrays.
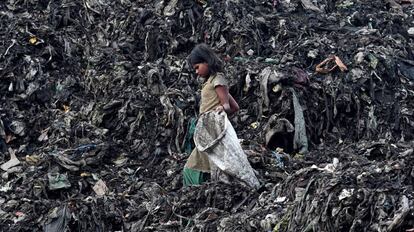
[[188, 43, 223, 75]]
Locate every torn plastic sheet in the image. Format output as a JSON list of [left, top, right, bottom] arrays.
[[73, 144, 97, 156], [52, 153, 87, 172], [398, 61, 414, 80], [1, 148, 20, 171], [8, 121, 25, 137], [291, 89, 308, 154], [258, 67, 271, 116], [300, 0, 323, 12], [48, 172, 71, 190], [44, 205, 71, 232], [0, 119, 5, 139]]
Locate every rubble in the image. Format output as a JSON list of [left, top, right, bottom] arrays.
[[0, 0, 414, 231]]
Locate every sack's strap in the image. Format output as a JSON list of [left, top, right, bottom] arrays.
[[195, 111, 228, 152]]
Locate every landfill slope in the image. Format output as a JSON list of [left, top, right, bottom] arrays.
[[0, 0, 414, 231]]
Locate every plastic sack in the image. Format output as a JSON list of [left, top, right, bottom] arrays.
[[194, 111, 260, 189]]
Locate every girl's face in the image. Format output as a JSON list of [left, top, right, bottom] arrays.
[[193, 62, 209, 77]]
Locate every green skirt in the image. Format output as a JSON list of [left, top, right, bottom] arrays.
[[183, 167, 210, 187]]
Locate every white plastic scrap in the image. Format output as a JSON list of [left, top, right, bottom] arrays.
[[311, 157, 339, 173], [93, 179, 108, 196], [338, 189, 354, 201], [0, 181, 12, 192], [275, 196, 287, 203], [408, 27, 414, 36]]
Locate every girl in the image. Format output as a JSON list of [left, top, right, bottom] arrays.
[[183, 43, 240, 186]]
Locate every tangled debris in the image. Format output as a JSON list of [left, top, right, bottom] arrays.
[[0, 0, 414, 231]]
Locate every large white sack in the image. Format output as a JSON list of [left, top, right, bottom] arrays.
[[194, 111, 260, 189]]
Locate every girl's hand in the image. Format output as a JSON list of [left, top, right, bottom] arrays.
[[215, 105, 224, 112], [215, 86, 239, 115]]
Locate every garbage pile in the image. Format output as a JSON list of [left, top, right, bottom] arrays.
[[1, 0, 414, 231]]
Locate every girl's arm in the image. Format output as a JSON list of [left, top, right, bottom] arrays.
[[228, 93, 240, 113], [215, 86, 239, 115]]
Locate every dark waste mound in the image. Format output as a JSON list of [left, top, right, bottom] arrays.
[[0, 0, 414, 231]]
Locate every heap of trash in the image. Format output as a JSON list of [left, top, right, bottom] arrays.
[[0, 0, 413, 231]]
